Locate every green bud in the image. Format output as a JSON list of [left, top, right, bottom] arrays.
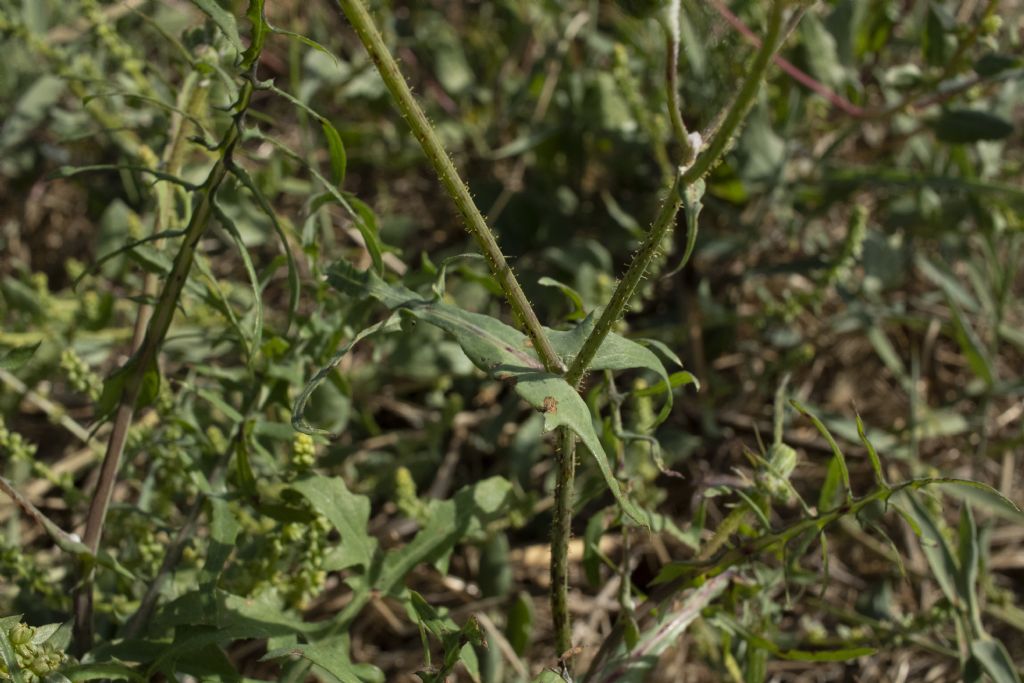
[[291, 432, 316, 470], [768, 443, 798, 479], [981, 14, 1002, 34], [9, 623, 33, 646], [395, 466, 426, 521], [757, 443, 798, 503]]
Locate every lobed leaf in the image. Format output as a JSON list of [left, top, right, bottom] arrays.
[[291, 474, 377, 571], [263, 638, 383, 683]]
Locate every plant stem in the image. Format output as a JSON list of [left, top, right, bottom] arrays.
[[565, 0, 787, 387], [662, 1, 697, 165], [565, 175, 683, 388], [72, 79, 253, 653], [682, 2, 785, 185], [550, 428, 577, 663], [332, 0, 564, 374]]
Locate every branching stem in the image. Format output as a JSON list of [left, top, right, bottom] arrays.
[[332, 3, 578, 667], [333, 2, 792, 675], [73, 78, 253, 653], [566, 0, 787, 388]]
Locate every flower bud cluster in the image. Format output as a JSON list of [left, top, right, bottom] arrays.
[[235, 513, 331, 610], [0, 622, 66, 682], [0, 418, 37, 463], [291, 432, 316, 471], [60, 348, 102, 401]]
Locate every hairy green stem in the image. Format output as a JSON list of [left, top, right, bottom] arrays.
[[332, 3, 583, 666], [565, 178, 683, 387], [73, 79, 253, 653], [550, 429, 577, 663], [663, 1, 697, 165], [332, 0, 564, 374], [566, 0, 787, 387]]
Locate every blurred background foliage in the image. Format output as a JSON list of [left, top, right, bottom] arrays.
[[1, 0, 1023, 680]]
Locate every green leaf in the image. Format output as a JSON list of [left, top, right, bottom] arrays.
[[96, 363, 129, 418], [192, 254, 252, 359], [937, 480, 1024, 525], [291, 474, 377, 571], [815, 458, 839, 511], [459, 641, 481, 683], [631, 371, 700, 397], [548, 314, 675, 426], [714, 613, 875, 663], [321, 120, 348, 189], [263, 637, 381, 683], [537, 276, 586, 321], [866, 326, 909, 387], [201, 496, 240, 584], [933, 109, 1015, 144], [267, 85, 346, 190], [233, 435, 258, 500], [897, 491, 961, 608], [252, 128, 385, 273], [974, 52, 1022, 77], [61, 662, 147, 682], [588, 570, 734, 682], [52, 164, 196, 189], [583, 514, 605, 587], [947, 295, 995, 386], [229, 164, 301, 327], [478, 532, 512, 598], [34, 621, 70, 650], [958, 505, 983, 633], [324, 263, 649, 525], [409, 589, 457, 643], [270, 27, 340, 67], [855, 412, 888, 489], [0, 342, 40, 370], [187, 0, 242, 53], [791, 401, 851, 503], [665, 178, 703, 277], [0, 475, 134, 579], [637, 338, 684, 369], [293, 316, 401, 437], [970, 639, 1023, 683], [915, 254, 979, 312], [213, 201, 263, 360], [506, 592, 534, 657], [922, 1, 953, 66], [772, 646, 876, 662], [800, 14, 847, 88]]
